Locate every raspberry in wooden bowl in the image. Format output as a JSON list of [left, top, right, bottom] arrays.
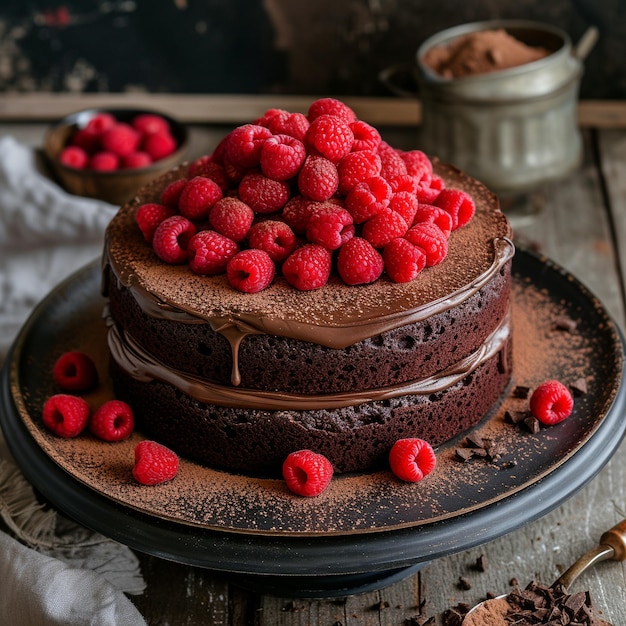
[[43, 108, 188, 205]]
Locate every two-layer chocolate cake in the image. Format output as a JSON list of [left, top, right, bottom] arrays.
[[102, 99, 514, 475]]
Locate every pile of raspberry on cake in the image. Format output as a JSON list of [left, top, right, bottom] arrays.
[[135, 97, 475, 293]]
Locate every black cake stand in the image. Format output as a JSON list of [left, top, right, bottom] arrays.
[[1, 248, 625, 598]]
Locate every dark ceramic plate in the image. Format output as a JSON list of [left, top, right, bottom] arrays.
[[1, 249, 625, 597]]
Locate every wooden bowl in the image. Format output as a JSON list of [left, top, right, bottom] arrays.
[[43, 108, 188, 205]]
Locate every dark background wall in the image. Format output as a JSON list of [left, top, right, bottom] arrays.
[[0, 0, 623, 99]]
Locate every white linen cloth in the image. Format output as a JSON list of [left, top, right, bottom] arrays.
[[0, 135, 147, 625]]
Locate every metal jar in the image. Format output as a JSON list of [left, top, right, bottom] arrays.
[[416, 20, 594, 194]]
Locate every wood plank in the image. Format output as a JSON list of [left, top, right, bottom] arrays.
[[1, 94, 626, 129]]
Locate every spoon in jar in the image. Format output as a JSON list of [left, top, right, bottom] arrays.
[[462, 518, 626, 624]]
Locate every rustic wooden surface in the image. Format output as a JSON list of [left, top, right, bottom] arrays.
[[2, 113, 626, 625]]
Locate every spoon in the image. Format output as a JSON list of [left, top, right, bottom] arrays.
[[462, 518, 626, 624]]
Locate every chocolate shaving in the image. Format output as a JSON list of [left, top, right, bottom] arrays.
[[512, 385, 530, 399], [553, 316, 578, 332], [570, 377, 588, 396]]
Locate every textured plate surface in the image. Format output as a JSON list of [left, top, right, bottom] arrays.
[[1, 249, 625, 579]]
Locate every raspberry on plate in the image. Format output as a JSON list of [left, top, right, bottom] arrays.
[[42, 394, 90, 438], [281, 195, 317, 234], [266, 110, 310, 142], [378, 141, 408, 180], [133, 440, 179, 486], [152, 215, 197, 264], [187, 158, 229, 192], [188, 229, 239, 275], [226, 249, 275, 293], [413, 204, 453, 237], [389, 191, 419, 227], [282, 449, 334, 497], [160, 178, 188, 209], [337, 236, 384, 285], [383, 237, 426, 283], [529, 380, 574, 425], [349, 120, 381, 152], [52, 350, 99, 392], [282, 244, 332, 291], [389, 438, 436, 482], [90, 399, 134, 442]]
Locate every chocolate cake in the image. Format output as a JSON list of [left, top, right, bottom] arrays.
[[103, 156, 513, 476]]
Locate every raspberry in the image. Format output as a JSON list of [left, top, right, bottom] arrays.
[[389, 438, 436, 482], [152, 215, 197, 264], [122, 151, 152, 169], [388, 174, 418, 195], [404, 222, 448, 267], [349, 120, 381, 152], [101, 123, 140, 157], [133, 440, 179, 486], [160, 178, 188, 209], [282, 244, 332, 291], [71, 128, 101, 154], [178, 176, 224, 220], [52, 351, 99, 392], [413, 204, 453, 237], [305, 115, 354, 163], [362, 209, 408, 248], [223, 155, 248, 184], [433, 188, 476, 230], [337, 151, 382, 195], [260, 134, 306, 181], [226, 124, 272, 169], [89, 399, 134, 442], [248, 220, 297, 262], [377, 141, 408, 180], [307, 97, 357, 124], [209, 197, 254, 242], [226, 249, 275, 293], [188, 230, 239, 275], [282, 449, 334, 497], [345, 176, 392, 224], [59, 146, 88, 169], [85, 112, 116, 134], [210, 135, 229, 165], [383, 237, 426, 283], [297, 155, 339, 202], [399, 149, 432, 179], [89, 152, 119, 171], [189, 158, 229, 192], [238, 171, 291, 214], [415, 172, 445, 204], [253, 108, 284, 127], [267, 110, 310, 142], [389, 191, 418, 227], [132, 113, 170, 136], [142, 132, 177, 161], [281, 196, 317, 234], [306, 204, 354, 250], [529, 380, 574, 425], [42, 394, 90, 438], [337, 237, 384, 285]]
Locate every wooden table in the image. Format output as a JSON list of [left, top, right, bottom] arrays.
[[2, 99, 626, 625]]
